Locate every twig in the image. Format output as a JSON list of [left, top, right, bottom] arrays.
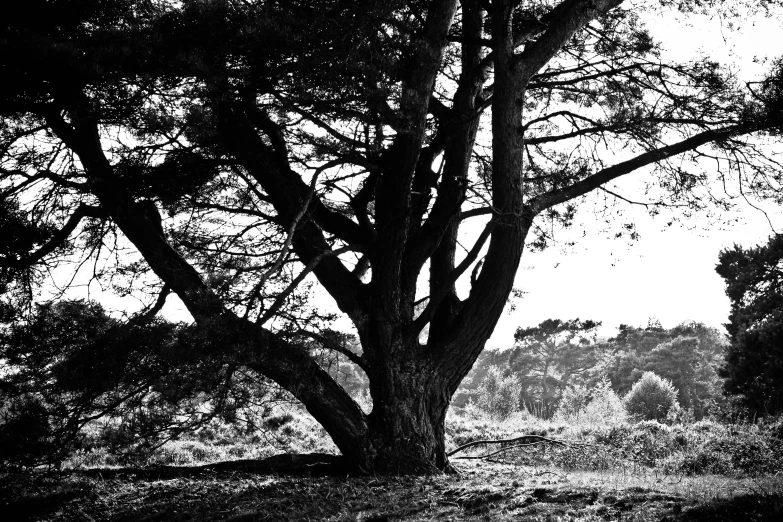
[[258, 244, 362, 325]]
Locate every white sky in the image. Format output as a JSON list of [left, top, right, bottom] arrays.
[[487, 199, 782, 345]]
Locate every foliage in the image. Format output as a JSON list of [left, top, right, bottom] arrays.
[[624, 371, 680, 421], [0, 395, 58, 470], [552, 377, 628, 427], [717, 234, 783, 415], [452, 350, 513, 408], [0, 299, 293, 469], [512, 319, 601, 413], [578, 377, 629, 426], [602, 321, 726, 418], [475, 367, 522, 420], [553, 384, 591, 419], [462, 320, 724, 423]]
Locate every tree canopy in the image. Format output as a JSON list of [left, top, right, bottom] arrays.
[[512, 318, 601, 412], [717, 234, 783, 415], [1, 0, 782, 473]]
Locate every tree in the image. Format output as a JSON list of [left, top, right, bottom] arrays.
[[717, 234, 783, 415], [512, 318, 601, 413], [603, 321, 726, 417], [1, 0, 781, 473], [476, 366, 522, 419], [624, 371, 679, 421]]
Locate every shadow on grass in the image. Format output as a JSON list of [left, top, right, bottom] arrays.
[[76, 452, 346, 480], [677, 492, 783, 521], [0, 474, 93, 522], [1, 453, 346, 522]]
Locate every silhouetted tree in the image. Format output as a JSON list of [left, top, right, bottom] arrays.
[[717, 234, 783, 415], [1, 0, 782, 473]]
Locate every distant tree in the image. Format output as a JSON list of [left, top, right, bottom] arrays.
[[578, 376, 628, 426], [476, 366, 522, 419], [645, 336, 721, 417], [512, 318, 601, 413], [603, 321, 725, 417], [717, 234, 783, 415]]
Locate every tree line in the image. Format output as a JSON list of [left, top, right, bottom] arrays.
[[454, 319, 726, 419]]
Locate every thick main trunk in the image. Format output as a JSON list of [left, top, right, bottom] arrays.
[[362, 374, 451, 474], [324, 349, 453, 475]]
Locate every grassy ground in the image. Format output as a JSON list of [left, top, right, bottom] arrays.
[[3, 461, 782, 521], [4, 406, 782, 521]]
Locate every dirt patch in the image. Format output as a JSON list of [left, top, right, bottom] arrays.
[[2, 461, 781, 521]]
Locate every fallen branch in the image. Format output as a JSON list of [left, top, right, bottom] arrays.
[[448, 435, 568, 458], [454, 441, 563, 460]]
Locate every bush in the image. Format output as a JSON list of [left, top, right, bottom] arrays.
[[579, 377, 628, 426], [476, 367, 521, 420], [624, 371, 679, 421], [0, 396, 61, 469], [554, 384, 590, 419]]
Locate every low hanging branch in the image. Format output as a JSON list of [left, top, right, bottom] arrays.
[[448, 435, 570, 459]]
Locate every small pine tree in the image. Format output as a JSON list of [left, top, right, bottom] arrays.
[[477, 366, 521, 419], [624, 371, 680, 421]]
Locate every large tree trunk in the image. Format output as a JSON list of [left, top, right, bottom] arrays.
[[362, 373, 451, 474]]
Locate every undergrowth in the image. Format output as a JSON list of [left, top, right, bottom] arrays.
[[446, 406, 783, 477], [48, 401, 783, 479]]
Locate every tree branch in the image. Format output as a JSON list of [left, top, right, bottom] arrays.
[[1, 204, 107, 269], [447, 434, 568, 457], [259, 244, 364, 326], [413, 216, 495, 333], [129, 284, 172, 326], [295, 330, 367, 370], [530, 124, 763, 214]]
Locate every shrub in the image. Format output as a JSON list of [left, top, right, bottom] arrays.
[[263, 412, 294, 430], [476, 366, 521, 420], [0, 396, 60, 469], [580, 377, 628, 426], [624, 371, 680, 421], [554, 384, 590, 420]]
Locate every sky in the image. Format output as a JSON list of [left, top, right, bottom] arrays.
[[486, 198, 782, 346]]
